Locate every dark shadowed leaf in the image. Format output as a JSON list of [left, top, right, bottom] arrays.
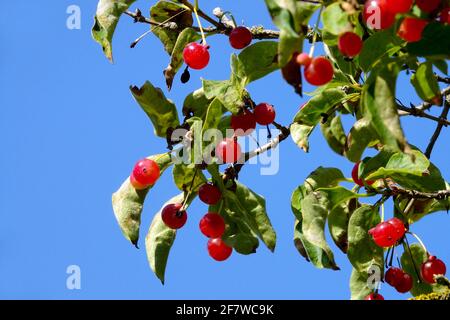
[[411, 62, 441, 103]]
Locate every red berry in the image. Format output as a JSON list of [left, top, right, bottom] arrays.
[[338, 32, 363, 58], [363, 0, 396, 30], [385, 267, 404, 287], [131, 159, 160, 188], [395, 272, 413, 293], [440, 7, 450, 24], [199, 213, 226, 238], [207, 238, 233, 261], [296, 53, 312, 67], [416, 0, 441, 13], [161, 203, 187, 230], [254, 103, 276, 125], [304, 56, 334, 86], [369, 222, 397, 248], [183, 42, 210, 70], [231, 110, 256, 136], [365, 293, 384, 300], [198, 183, 222, 205], [386, 218, 406, 241], [386, 0, 413, 14], [397, 17, 428, 43], [351, 161, 374, 187], [215, 138, 242, 164], [229, 26, 253, 49], [421, 256, 447, 284]]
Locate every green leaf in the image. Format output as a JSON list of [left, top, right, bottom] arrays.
[[317, 186, 366, 211], [164, 28, 201, 90], [407, 23, 450, 57], [347, 205, 383, 274], [145, 194, 183, 284], [294, 89, 347, 125], [290, 123, 314, 152], [233, 41, 279, 85], [362, 63, 408, 152], [328, 200, 357, 254], [130, 81, 180, 138], [411, 62, 441, 103], [92, 0, 136, 62], [400, 243, 440, 296], [345, 118, 379, 162], [431, 59, 448, 75], [112, 153, 173, 246], [223, 183, 277, 252], [183, 88, 213, 120], [202, 80, 244, 114], [172, 164, 206, 193], [322, 3, 351, 45], [202, 98, 225, 134], [406, 183, 450, 222], [150, 1, 193, 55], [350, 268, 373, 300], [321, 114, 347, 156], [300, 192, 339, 270], [359, 30, 402, 72]]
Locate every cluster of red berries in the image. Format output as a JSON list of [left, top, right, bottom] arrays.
[[296, 53, 334, 86], [369, 218, 406, 248], [183, 26, 253, 71], [215, 102, 277, 164], [385, 267, 413, 293], [363, 0, 449, 43]]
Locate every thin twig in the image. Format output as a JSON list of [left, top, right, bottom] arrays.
[[425, 94, 450, 158]]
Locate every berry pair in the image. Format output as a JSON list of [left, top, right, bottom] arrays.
[[231, 103, 276, 136], [385, 267, 413, 293], [296, 54, 334, 86], [130, 158, 161, 190], [369, 218, 406, 248]]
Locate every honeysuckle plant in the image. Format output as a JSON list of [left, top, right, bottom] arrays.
[[92, 0, 450, 300]]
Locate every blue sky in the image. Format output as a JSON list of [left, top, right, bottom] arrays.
[[0, 0, 449, 300]]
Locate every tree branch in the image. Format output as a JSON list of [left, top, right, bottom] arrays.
[[425, 94, 450, 158], [399, 86, 450, 116], [381, 185, 450, 201]]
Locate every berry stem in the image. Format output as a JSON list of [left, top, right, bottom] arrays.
[[193, 4, 207, 45], [309, 5, 324, 58], [181, 167, 198, 211], [220, 11, 238, 28], [403, 236, 422, 283], [407, 231, 428, 254]]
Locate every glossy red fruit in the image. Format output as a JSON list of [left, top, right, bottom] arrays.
[[352, 161, 374, 187], [395, 272, 413, 293], [440, 7, 450, 24], [183, 42, 210, 70], [296, 52, 312, 67], [386, 0, 413, 14], [254, 103, 276, 125], [215, 138, 242, 164], [130, 174, 147, 190], [207, 238, 233, 261], [416, 0, 441, 13], [365, 293, 384, 300], [198, 183, 222, 205], [369, 222, 397, 247], [231, 110, 256, 136], [304, 56, 334, 86], [131, 159, 160, 188], [387, 218, 406, 241], [161, 203, 187, 230], [421, 256, 447, 283], [363, 0, 396, 30], [385, 267, 404, 287], [200, 213, 226, 238], [229, 26, 253, 49], [397, 17, 428, 42], [338, 32, 363, 58]]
